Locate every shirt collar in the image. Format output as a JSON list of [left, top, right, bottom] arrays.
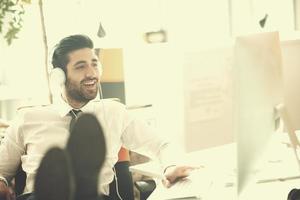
[[55, 95, 98, 117]]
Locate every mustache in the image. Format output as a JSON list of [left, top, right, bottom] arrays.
[[80, 78, 98, 84]]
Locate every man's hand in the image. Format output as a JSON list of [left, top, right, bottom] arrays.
[[0, 181, 15, 200], [163, 165, 197, 187]]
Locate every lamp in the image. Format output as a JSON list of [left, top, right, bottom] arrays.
[[144, 29, 167, 43], [259, 14, 268, 28], [97, 22, 106, 38]]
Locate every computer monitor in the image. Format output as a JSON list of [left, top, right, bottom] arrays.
[[233, 32, 284, 197], [281, 39, 300, 132], [276, 38, 300, 174]]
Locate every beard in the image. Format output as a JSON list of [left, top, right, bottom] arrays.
[[65, 78, 98, 103]]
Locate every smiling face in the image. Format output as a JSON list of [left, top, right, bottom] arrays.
[[64, 47, 100, 108]]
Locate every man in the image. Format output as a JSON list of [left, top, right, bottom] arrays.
[[0, 34, 193, 200]]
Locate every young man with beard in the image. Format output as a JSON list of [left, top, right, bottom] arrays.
[[0, 35, 194, 200]]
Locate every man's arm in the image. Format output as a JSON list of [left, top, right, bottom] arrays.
[[0, 126, 24, 182], [162, 165, 197, 187], [121, 113, 198, 186], [121, 116, 172, 161], [157, 143, 199, 186], [0, 117, 25, 199]]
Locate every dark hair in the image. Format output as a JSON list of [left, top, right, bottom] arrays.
[[51, 34, 94, 74]]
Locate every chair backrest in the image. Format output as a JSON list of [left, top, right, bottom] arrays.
[[15, 165, 27, 196], [113, 160, 134, 200]]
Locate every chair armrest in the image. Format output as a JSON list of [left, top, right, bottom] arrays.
[[134, 179, 156, 200], [16, 193, 31, 200]]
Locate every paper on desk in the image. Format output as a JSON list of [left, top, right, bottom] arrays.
[[148, 168, 213, 200]]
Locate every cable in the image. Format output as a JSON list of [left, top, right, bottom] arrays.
[[113, 166, 124, 200], [98, 82, 109, 127], [98, 65, 123, 200], [99, 82, 123, 200]]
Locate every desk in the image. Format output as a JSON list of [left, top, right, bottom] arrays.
[[132, 136, 300, 200], [147, 144, 236, 200]]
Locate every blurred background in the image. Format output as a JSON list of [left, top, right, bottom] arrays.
[[0, 0, 299, 153]]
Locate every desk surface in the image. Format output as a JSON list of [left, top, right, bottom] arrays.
[[137, 135, 300, 200], [148, 175, 300, 200], [147, 144, 235, 200]]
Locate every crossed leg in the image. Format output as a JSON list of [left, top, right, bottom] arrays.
[[34, 113, 106, 200]]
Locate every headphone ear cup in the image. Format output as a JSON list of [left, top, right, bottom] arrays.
[[50, 68, 66, 85], [49, 68, 66, 97]]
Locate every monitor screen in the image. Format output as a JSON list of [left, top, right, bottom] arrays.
[[281, 39, 300, 131], [233, 31, 284, 196]]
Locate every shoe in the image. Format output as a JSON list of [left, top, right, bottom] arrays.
[[288, 188, 300, 200], [34, 147, 74, 200], [66, 113, 106, 200]]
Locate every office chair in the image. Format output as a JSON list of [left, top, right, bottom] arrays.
[[129, 151, 157, 200], [113, 147, 134, 200], [99, 147, 155, 200], [14, 166, 26, 196]]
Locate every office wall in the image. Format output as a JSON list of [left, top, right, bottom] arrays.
[[123, 44, 185, 151], [99, 49, 124, 82], [98, 48, 126, 104], [183, 47, 234, 152], [0, 4, 49, 120], [122, 44, 235, 153]]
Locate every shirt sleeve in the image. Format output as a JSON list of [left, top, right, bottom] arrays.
[[121, 110, 182, 171], [122, 116, 167, 159], [0, 115, 25, 182]]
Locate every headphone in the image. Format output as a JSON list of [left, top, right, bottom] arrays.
[[50, 61, 103, 85], [49, 67, 66, 102]]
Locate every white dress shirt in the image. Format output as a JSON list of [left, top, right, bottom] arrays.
[[0, 97, 173, 195]]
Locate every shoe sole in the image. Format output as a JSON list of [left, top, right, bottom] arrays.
[[66, 113, 106, 199], [34, 147, 74, 200]]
